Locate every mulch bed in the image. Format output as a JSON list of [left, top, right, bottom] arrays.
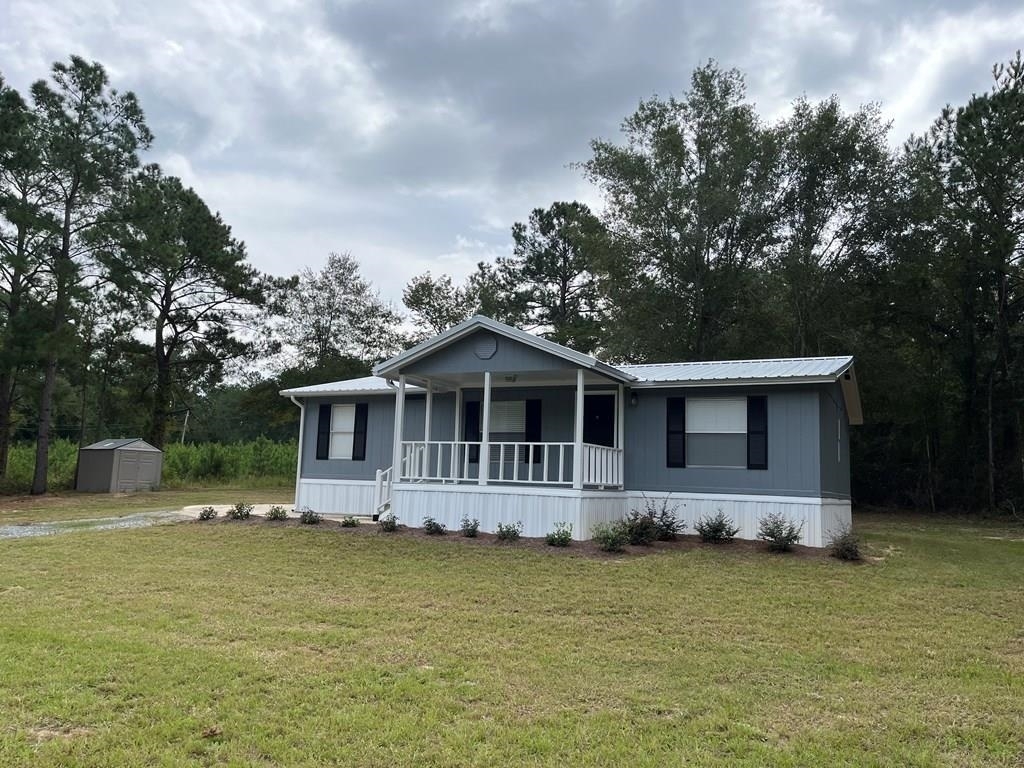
[[197, 515, 837, 562]]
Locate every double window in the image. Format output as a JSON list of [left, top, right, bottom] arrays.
[[666, 396, 767, 470], [315, 403, 368, 461]]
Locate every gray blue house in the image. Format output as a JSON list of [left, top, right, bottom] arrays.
[[281, 316, 862, 547]]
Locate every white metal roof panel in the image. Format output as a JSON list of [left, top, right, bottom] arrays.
[[618, 356, 855, 384], [280, 376, 423, 397]]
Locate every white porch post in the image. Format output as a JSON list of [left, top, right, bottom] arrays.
[[617, 383, 625, 487], [453, 387, 463, 481], [392, 375, 406, 480], [479, 371, 491, 486], [423, 379, 433, 478], [289, 396, 305, 507], [573, 368, 584, 489]]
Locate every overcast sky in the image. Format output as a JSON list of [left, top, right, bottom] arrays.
[[1, 0, 1021, 306]]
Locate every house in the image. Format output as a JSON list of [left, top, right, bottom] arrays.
[[280, 316, 862, 547]]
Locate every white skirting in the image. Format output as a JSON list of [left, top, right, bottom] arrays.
[[296, 479, 377, 516], [623, 491, 851, 548], [296, 479, 852, 547]]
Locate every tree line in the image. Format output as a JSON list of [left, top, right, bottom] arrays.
[[2, 54, 1022, 512]]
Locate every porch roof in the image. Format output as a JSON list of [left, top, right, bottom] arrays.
[[371, 315, 636, 384]]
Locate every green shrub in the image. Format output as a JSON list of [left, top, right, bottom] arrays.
[[422, 516, 447, 535], [197, 506, 217, 521], [378, 513, 399, 533], [265, 505, 288, 521], [695, 510, 741, 543], [340, 515, 360, 527], [459, 516, 480, 537], [623, 509, 658, 545], [829, 526, 862, 561], [545, 522, 573, 547], [757, 512, 803, 552], [299, 507, 322, 525], [227, 502, 253, 520], [591, 521, 628, 552], [651, 499, 685, 540], [495, 521, 523, 542]]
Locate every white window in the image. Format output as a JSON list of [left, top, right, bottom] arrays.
[[489, 400, 525, 433], [685, 398, 747, 468], [330, 404, 355, 460]]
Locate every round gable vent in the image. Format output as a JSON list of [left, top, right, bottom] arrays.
[[474, 333, 498, 359]]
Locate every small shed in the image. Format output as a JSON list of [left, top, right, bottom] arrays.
[[75, 438, 163, 493]]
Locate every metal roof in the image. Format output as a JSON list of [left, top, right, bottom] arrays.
[[279, 376, 424, 398], [619, 356, 855, 385], [81, 438, 161, 452], [372, 315, 636, 384]]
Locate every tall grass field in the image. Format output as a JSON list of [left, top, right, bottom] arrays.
[[0, 438, 297, 494]]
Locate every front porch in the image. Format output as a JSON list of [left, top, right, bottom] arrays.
[[374, 366, 627, 515]]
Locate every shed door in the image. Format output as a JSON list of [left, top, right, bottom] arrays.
[[136, 452, 157, 486], [118, 451, 140, 491]]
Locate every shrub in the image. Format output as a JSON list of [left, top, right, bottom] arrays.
[[459, 516, 480, 537], [227, 502, 253, 520], [378, 513, 399, 533], [695, 510, 741, 543], [623, 508, 658, 546], [651, 499, 685, 540], [197, 506, 217, 521], [829, 526, 862, 561], [545, 522, 573, 547], [757, 512, 803, 552], [495, 521, 523, 542], [265, 505, 288, 521], [423, 516, 447, 535], [299, 507, 323, 525], [340, 515, 360, 528], [591, 521, 628, 552]]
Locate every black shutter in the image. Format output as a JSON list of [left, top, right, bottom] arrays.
[[747, 396, 768, 470], [316, 404, 331, 460], [464, 401, 481, 463], [525, 399, 542, 463], [352, 403, 368, 461], [666, 397, 686, 468]]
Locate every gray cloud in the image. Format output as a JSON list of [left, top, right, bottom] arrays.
[[1, 0, 1021, 305]]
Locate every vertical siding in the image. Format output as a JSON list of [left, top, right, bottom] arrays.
[[300, 393, 455, 481], [403, 330, 576, 376], [818, 383, 852, 498], [623, 386, 822, 496], [296, 479, 377, 515]]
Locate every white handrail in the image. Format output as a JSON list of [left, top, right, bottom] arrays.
[[399, 440, 578, 485], [374, 465, 393, 513]]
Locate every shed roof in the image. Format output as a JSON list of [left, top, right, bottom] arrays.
[[81, 438, 161, 452]]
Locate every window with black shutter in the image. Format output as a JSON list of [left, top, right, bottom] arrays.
[[524, 399, 542, 463], [316, 404, 331, 460], [352, 403, 368, 461], [747, 396, 767, 470], [666, 397, 686, 468]]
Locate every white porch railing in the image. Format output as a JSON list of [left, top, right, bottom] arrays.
[[397, 440, 623, 488], [581, 443, 624, 488], [374, 466, 393, 513]]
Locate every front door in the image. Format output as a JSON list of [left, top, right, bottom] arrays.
[[583, 394, 616, 447]]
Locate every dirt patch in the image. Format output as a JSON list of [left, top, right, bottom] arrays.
[[195, 515, 838, 562], [29, 722, 93, 744]]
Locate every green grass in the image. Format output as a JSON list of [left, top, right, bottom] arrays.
[[0, 438, 296, 495], [0, 486, 292, 524], [0, 509, 1022, 766]]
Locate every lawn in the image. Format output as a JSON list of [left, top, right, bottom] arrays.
[[0, 506, 1021, 767], [0, 486, 293, 524]]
